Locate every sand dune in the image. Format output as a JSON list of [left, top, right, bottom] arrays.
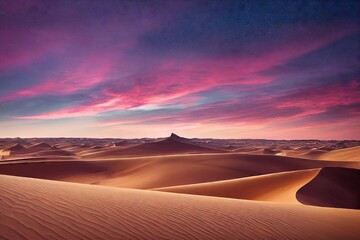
[[29, 149, 74, 156], [0, 153, 358, 189], [85, 135, 222, 158], [232, 147, 259, 153], [154, 169, 320, 203], [0, 160, 107, 181], [297, 167, 360, 209], [29, 142, 53, 149], [0, 136, 359, 239], [1, 174, 360, 240], [4, 142, 58, 156], [314, 146, 360, 161], [4, 143, 25, 153], [94, 153, 359, 189], [299, 149, 328, 159], [262, 148, 281, 155]]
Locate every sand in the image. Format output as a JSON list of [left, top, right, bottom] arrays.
[[1, 174, 360, 240], [1, 136, 359, 239], [85, 137, 223, 158], [297, 167, 360, 209], [1, 153, 357, 189], [315, 146, 360, 161], [154, 168, 321, 203]]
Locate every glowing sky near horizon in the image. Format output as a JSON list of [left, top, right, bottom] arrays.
[[0, 0, 359, 139]]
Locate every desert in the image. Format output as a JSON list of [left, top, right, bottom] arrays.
[[1, 135, 360, 239], [1, 0, 359, 239]]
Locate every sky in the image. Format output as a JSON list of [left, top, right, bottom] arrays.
[[0, 0, 359, 139]]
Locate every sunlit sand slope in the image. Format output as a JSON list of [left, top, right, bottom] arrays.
[[1, 174, 360, 240], [314, 146, 360, 161], [154, 169, 320, 203]]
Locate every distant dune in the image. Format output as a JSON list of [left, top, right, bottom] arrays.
[[4, 143, 26, 152], [154, 169, 320, 203], [314, 146, 360, 161], [299, 149, 328, 159], [29, 142, 53, 149], [29, 149, 74, 156], [85, 134, 222, 158], [262, 148, 281, 155], [297, 167, 360, 209], [0, 160, 107, 181], [1, 174, 360, 240], [4, 142, 57, 156]]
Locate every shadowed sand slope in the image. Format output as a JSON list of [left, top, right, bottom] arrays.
[[4, 144, 25, 152], [154, 169, 321, 203], [0, 161, 108, 181], [28, 149, 74, 156], [297, 167, 360, 209], [1, 175, 360, 240]]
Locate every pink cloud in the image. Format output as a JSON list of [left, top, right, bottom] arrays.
[[99, 80, 360, 128], [96, 22, 357, 110], [274, 80, 360, 109], [9, 23, 358, 120]]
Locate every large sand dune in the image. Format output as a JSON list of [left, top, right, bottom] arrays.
[[1, 153, 357, 189], [154, 168, 320, 203], [1, 174, 360, 240], [297, 167, 360, 209], [4, 143, 26, 153]]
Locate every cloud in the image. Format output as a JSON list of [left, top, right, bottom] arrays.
[[1, 0, 359, 139]]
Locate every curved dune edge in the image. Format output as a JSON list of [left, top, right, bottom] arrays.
[[296, 167, 360, 209], [153, 169, 321, 204], [1, 174, 360, 240]]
